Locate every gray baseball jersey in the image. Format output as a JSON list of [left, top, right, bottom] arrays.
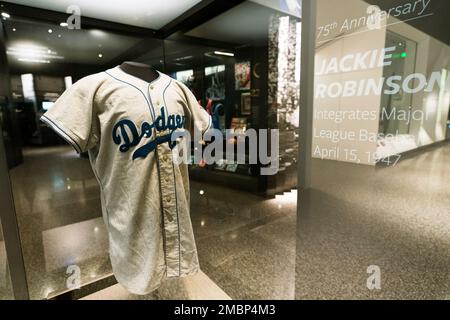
[[41, 66, 211, 294]]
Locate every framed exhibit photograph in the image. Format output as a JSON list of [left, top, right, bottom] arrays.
[[230, 117, 247, 133], [240, 92, 251, 115], [235, 61, 251, 90]]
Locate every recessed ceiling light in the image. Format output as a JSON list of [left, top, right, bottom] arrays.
[[12, 28, 16, 32], [58, 34, 61, 38], [1, 12, 10, 19], [48, 29, 53, 33], [214, 51, 234, 57], [60, 22, 68, 27], [98, 53, 103, 58]]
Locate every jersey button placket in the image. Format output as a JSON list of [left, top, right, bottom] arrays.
[[162, 150, 179, 276]]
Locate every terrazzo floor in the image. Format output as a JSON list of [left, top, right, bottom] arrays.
[[2, 142, 449, 300]]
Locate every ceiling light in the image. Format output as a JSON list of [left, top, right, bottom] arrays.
[[18, 58, 50, 64], [98, 53, 103, 58], [1, 12, 10, 19], [48, 29, 53, 33], [214, 51, 234, 57], [58, 34, 61, 38], [60, 22, 68, 27], [12, 28, 16, 32]]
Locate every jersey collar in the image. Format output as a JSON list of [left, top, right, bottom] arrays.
[[107, 65, 165, 91]]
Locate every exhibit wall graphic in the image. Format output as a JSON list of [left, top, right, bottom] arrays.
[[313, 0, 387, 165]]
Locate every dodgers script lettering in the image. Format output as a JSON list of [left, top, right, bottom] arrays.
[[112, 106, 185, 160]]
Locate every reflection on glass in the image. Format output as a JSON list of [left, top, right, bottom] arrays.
[[0, 221, 14, 300], [205, 64, 226, 101], [267, 13, 301, 193], [156, 0, 299, 298], [380, 32, 417, 135], [300, 0, 450, 300], [378, 31, 418, 158], [9, 146, 110, 299], [2, 0, 304, 300]]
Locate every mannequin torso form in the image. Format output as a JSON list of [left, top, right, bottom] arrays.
[[119, 61, 159, 83]]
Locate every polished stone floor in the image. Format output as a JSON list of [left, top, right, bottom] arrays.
[[4, 145, 296, 300], [296, 142, 450, 299]]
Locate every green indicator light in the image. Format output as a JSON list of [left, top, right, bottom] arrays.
[[401, 52, 407, 58]]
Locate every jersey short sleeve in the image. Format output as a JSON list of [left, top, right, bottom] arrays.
[[177, 82, 211, 135], [40, 75, 101, 153]]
